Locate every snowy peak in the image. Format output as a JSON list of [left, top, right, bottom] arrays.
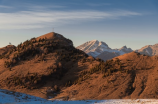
[[118, 45, 133, 52], [98, 41, 109, 48], [76, 40, 110, 54], [91, 39, 99, 42], [77, 40, 133, 61], [99, 41, 108, 46], [121, 46, 127, 49]]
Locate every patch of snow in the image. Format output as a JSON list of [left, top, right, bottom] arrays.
[[88, 51, 100, 57], [1, 90, 158, 104], [146, 49, 150, 55], [98, 42, 108, 49], [0, 89, 51, 103], [45, 99, 158, 104], [79, 40, 99, 53], [7, 99, 158, 104]]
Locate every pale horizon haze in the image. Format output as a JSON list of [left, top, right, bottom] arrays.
[[0, 0, 158, 50]]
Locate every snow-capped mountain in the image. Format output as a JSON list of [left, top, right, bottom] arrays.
[[135, 44, 158, 56], [77, 40, 111, 57], [77, 40, 133, 61]]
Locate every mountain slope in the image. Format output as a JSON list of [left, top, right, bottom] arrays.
[[77, 40, 133, 61], [53, 52, 158, 100], [116, 46, 133, 53], [0, 32, 100, 99], [0, 45, 15, 57], [136, 44, 158, 56]]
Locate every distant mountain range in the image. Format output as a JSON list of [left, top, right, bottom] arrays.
[[76, 40, 133, 61], [77, 40, 158, 61]]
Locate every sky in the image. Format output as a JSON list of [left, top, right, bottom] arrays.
[[0, 0, 158, 50]]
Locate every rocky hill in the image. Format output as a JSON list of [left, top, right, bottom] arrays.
[[77, 40, 133, 61], [0, 32, 101, 99]]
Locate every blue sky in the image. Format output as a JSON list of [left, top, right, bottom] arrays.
[[0, 0, 158, 50]]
